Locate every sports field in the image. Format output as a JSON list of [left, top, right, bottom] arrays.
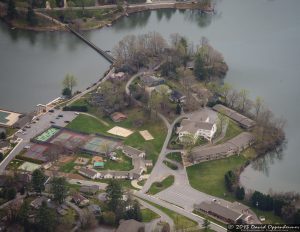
[[82, 136, 119, 154], [50, 130, 88, 149], [35, 127, 60, 142], [23, 144, 49, 162]]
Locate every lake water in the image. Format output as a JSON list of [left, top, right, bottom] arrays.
[[0, 0, 299, 193]]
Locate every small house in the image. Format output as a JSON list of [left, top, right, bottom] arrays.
[[88, 204, 101, 215], [140, 75, 165, 87], [169, 90, 186, 103], [78, 168, 99, 179], [72, 193, 89, 207], [110, 112, 127, 122], [120, 145, 145, 158], [79, 185, 100, 195]]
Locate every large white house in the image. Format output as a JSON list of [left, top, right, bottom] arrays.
[[177, 117, 217, 142]]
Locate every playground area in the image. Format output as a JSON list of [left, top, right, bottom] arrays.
[[23, 144, 49, 162], [35, 127, 60, 142], [49, 129, 88, 150], [82, 136, 119, 154]]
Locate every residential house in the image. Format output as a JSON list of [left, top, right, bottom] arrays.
[[213, 104, 256, 129], [110, 112, 127, 122], [120, 145, 145, 158], [72, 193, 89, 207], [88, 204, 101, 215], [30, 196, 51, 209], [116, 219, 145, 232], [78, 168, 99, 179], [110, 72, 126, 80], [191, 132, 255, 163], [177, 118, 217, 142], [169, 90, 186, 103], [140, 75, 165, 87]]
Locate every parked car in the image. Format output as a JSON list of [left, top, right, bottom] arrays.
[[50, 121, 55, 124], [58, 114, 63, 117], [49, 109, 54, 113], [64, 120, 70, 123], [74, 112, 80, 115]]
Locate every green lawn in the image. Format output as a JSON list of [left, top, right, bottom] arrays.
[[137, 179, 146, 186], [217, 119, 243, 144], [251, 207, 284, 224], [143, 199, 198, 230], [59, 162, 76, 173], [141, 208, 160, 222], [102, 150, 133, 171], [166, 152, 182, 164], [66, 114, 110, 135], [67, 107, 167, 166], [187, 155, 247, 201], [147, 175, 175, 195], [163, 160, 178, 170]]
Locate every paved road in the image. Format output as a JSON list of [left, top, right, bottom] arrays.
[[134, 191, 226, 232], [68, 179, 108, 190], [137, 198, 174, 230]]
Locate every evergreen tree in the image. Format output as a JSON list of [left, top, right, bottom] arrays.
[[50, 177, 68, 204], [18, 201, 30, 230], [7, 0, 17, 20], [273, 199, 285, 216], [193, 54, 207, 81], [235, 186, 245, 200], [106, 180, 123, 212], [62, 87, 72, 98], [175, 102, 182, 115], [31, 169, 46, 194], [27, 7, 37, 26], [0, 132, 6, 140], [5, 187, 16, 200], [0, 152, 4, 162], [35, 201, 57, 232]]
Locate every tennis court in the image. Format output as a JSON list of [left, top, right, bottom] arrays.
[[23, 144, 49, 162], [50, 129, 88, 149], [35, 127, 60, 142], [82, 136, 119, 154]]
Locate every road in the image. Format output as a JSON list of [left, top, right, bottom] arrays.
[[134, 191, 226, 232]]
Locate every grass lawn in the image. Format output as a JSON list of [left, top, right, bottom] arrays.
[[147, 175, 175, 195], [94, 179, 139, 190], [187, 155, 247, 202], [67, 107, 167, 166], [59, 162, 76, 173], [166, 152, 182, 164], [7, 159, 24, 170], [217, 119, 243, 144], [141, 208, 160, 222], [137, 179, 146, 186], [143, 199, 198, 229], [103, 150, 133, 171], [250, 207, 284, 224], [163, 160, 178, 170], [66, 114, 110, 135]]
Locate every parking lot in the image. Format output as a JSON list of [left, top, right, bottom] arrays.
[[16, 109, 78, 142]]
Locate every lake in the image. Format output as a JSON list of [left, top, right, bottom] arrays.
[[0, 0, 299, 193]]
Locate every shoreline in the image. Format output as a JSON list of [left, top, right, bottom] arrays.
[[1, 2, 214, 32]]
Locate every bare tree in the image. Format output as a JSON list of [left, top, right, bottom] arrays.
[[254, 96, 264, 119], [238, 89, 249, 113]]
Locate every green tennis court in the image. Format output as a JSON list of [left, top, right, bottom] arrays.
[[35, 127, 60, 142]]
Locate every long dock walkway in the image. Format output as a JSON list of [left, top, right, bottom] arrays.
[[66, 25, 115, 63]]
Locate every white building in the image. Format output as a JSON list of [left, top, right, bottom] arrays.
[[177, 117, 217, 142]]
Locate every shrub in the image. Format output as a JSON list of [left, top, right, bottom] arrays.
[[62, 105, 88, 112]]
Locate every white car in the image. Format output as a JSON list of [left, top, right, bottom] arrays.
[[74, 112, 80, 115]]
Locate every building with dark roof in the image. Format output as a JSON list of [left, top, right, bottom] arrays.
[[213, 104, 256, 129]]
